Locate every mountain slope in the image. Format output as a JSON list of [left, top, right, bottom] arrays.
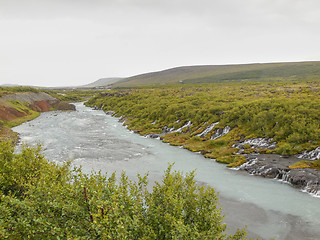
[[82, 78, 123, 88], [113, 61, 320, 87]]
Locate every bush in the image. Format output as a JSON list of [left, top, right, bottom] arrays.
[[0, 142, 247, 239]]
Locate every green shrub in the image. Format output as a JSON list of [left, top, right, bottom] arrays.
[[0, 142, 247, 239]]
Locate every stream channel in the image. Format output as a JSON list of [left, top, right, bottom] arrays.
[[13, 102, 320, 240]]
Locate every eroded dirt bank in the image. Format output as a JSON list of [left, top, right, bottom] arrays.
[[0, 92, 75, 143]]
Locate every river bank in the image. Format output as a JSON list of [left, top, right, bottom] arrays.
[[84, 84, 320, 198], [236, 154, 320, 197], [12, 102, 320, 239], [114, 112, 320, 197], [0, 91, 75, 143]]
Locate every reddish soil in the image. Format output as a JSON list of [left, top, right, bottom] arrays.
[[29, 100, 52, 112], [0, 107, 26, 121], [0, 100, 54, 122], [0, 93, 75, 142]]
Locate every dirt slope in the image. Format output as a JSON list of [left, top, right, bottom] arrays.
[[0, 92, 75, 143]]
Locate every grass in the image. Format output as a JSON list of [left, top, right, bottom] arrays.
[[290, 159, 320, 169]]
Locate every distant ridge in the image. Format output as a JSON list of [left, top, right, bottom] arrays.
[[0, 84, 22, 87], [81, 78, 123, 88], [113, 61, 320, 87], [0, 78, 124, 89]]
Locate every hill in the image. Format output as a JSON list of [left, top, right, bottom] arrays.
[[113, 61, 320, 87], [81, 78, 123, 88]]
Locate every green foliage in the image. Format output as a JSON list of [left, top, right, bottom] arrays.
[[85, 81, 320, 162], [215, 155, 247, 168], [289, 159, 320, 169], [0, 86, 40, 95], [0, 142, 247, 239]]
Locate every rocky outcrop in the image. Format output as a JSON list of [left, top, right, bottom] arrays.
[[232, 138, 277, 151], [105, 111, 115, 115], [145, 133, 162, 139], [297, 147, 320, 160], [236, 154, 320, 196], [51, 101, 75, 111]]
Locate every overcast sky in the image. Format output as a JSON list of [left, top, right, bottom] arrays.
[[0, 0, 319, 87]]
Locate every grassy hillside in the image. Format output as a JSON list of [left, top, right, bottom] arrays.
[[113, 61, 320, 87], [86, 80, 320, 169]]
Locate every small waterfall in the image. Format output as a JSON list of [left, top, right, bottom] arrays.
[[297, 147, 320, 160], [174, 121, 192, 133], [163, 126, 175, 133], [275, 169, 291, 183], [197, 122, 219, 138], [210, 126, 231, 140], [232, 138, 277, 149], [234, 158, 258, 170]]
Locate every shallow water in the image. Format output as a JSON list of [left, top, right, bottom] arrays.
[[13, 102, 320, 240]]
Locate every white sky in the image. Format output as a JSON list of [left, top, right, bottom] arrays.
[[0, 0, 320, 87]]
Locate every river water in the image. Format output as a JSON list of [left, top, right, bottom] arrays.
[[13, 102, 320, 240]]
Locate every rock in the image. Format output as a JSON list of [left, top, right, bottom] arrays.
[[233, 138, 277, 150], [297, 147, 320, 160], [145, 133, 162, 139], [105, 111, 115, 115], [236, 154, 320, 196], [51, 101, 76, 111]]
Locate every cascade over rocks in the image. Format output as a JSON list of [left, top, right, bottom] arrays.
[[233, 138, 277, 151], [236, 154, 320, 196], [174, 121, 192, 133], [297, 147, 320, 160], [197, 122, 219, 138], [210, 126, 231, 140]]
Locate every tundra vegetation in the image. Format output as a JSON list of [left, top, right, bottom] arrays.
[[85, 81, 320, 169], [0, 142, 246, 239]]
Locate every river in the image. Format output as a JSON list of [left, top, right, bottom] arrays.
[[13, 102, 320, 240]]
